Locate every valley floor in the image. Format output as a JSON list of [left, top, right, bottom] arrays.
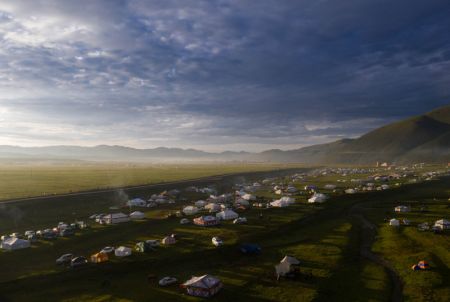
[[0, 168, 448, 301]]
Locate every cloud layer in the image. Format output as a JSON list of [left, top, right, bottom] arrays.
[[0, 0, 449, 152]]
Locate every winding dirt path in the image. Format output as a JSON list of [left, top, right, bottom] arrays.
[[350, 203, 403, 302]]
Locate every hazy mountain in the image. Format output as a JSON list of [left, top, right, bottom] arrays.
[[0, 105, 448, 164]]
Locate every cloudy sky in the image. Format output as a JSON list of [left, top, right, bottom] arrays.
[[0, 0, 449, 152]]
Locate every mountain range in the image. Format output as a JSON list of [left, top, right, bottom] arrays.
[[1, 105, 449, 164]]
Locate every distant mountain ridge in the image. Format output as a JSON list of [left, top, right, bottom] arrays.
[[0, 105, 449, 164]]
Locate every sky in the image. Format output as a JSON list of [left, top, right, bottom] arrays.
[[0, 0, 449, 152]]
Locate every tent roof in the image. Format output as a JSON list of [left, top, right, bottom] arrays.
[[183, 274, 220, 289], [281, 255, 300, 265]]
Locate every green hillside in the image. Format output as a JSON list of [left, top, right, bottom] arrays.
[[269, 105, 450, 164]]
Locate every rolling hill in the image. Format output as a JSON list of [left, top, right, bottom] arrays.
[[262, 105, 450, 164]]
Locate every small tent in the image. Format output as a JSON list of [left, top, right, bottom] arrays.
[[394, 205, 411, 213], [418, 260, 430, 270], [275, 255, 300, 279], [205, 203, 221, 212], [324, 184, 336, 190], [270, 199, 290, 208], [130, 211, 145, 220], [304, 185, 317, 191], [181, 274, 222, 298], [193, 215, 220, 227], [308, 193, 327, 203], [103, 213, 130, 224], [182, 206, 199, 216], [127, 198, 146, 207], [434, 219, 450, 230], [411, 264, 421, 271], [216, 209, 238, 220], [114, 246, 132, 257], [135, 241, 154, 252], [0, 238, 30, 250], [389, 218, 400, 227], [161, 236, 176, 245], [90, 252, 108, 263]]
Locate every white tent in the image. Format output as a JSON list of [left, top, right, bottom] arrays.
[[324, 184, 337, 190], [127, 198, 146, 207], [103, 213, 130, 224], [182, 274, 222, 297], [434, 219, 450, 230], [242, 193, 256, 201], [130, 211, 145, 220], [1, 238, 30, 250], [345, 188, 356, 194], [216, 209, 238, 220], [280, 196, 295, 204], [205, 203, 221, 212], [195, 200, 207, 207], [389, 218, 400, 227], [183, 206, 199, 216], [115, 246, 132, 257], [161, 236, 176, 245], [270, 199, 290, 207], [275, 255, 300, 278], [308, 193, 328, 203], [394, 205, 410, 213]]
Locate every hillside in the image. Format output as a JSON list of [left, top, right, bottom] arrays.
[[257, 105, 450, 164]]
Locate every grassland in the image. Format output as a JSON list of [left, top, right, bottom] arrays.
[[0, 167, 448, 301], [0, 162, 302, 201]]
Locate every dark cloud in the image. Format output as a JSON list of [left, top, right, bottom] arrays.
[[0, 0, 449, 151]]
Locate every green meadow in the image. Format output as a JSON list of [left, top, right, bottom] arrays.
[[0, 162, 301, 201], [0, 167, 448, 301]]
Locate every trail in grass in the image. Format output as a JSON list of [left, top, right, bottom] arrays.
[[350, 202, 403, 302]]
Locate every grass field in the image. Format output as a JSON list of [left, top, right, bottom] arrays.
[[0, 166, 448, 301], [0, 162, 302, 201]]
